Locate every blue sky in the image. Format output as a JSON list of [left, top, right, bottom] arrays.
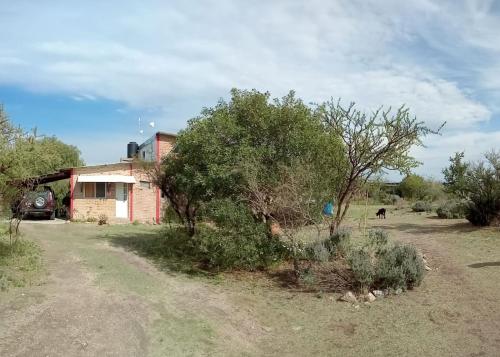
[[0, 0, 499, 179]]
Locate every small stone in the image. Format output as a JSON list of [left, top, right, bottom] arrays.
[[354, 304, 360, 309], [263, 326, 273, 332], [372, 290, 384, 298], [339, 291, 358, 303], [292, 326, 303, 331], [425, 265, 432, 271], [364, 292, 376, 303], [394, 288, 403, 295]]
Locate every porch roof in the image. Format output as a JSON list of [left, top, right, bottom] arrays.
[[77, 175, 136, 184]]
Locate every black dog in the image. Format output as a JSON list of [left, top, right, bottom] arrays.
[[376, 208, 386, 219]]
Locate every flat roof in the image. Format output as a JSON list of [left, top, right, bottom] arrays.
[[157, 131, 177, 137]]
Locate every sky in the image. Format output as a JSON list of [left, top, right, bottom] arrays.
[[0, 0, 499, 180]]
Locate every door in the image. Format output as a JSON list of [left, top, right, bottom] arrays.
[[115, 183, 128, 218]]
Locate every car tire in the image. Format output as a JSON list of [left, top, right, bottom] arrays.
[[34, 196, 47, 209]]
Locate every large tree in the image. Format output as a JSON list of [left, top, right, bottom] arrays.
[[152, 89, 344, 236], [320, 100, 442, 233], [0, 105, 84, 216]]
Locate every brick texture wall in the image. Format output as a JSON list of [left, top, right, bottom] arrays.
[[157, 134, 175, 159], [72, 163, 157, 224], [130, 163, 157, 223]]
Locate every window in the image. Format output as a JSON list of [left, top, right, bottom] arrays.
[[84, 182, 95, 198], [84, 182, 109, 198], [107, 183, 115, 198], [140, 181, 151, 189], [96, 182, 106, 198]]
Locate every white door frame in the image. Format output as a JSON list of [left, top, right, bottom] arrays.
[[115, 183, 129, 218]]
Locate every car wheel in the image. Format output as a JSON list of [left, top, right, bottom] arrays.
[[34, 196, 47, 209]]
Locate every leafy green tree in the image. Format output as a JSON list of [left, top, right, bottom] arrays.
[[320, 100, 442, 233], [152, 89, 344, 236], [0, 105, 84, 217], [443, 152, 469, 199], [443, 151, 500, 226], [398, 174, 426, 200]]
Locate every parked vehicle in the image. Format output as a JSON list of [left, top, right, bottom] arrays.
[[12, 186, 56, 220]]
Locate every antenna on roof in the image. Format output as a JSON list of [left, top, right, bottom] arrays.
[[149, 121, 155, 128], [138, 117, 143, 135]]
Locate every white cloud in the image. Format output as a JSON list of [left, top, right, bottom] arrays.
[[410, 130, 500, 178], [0, 0, 498, 175]]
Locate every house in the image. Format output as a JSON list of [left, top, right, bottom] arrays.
[[68, 132, 176, 223]]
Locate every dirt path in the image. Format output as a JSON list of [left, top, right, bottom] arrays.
[[371, 213, 500, 356], [0, 223, 263, 357], [1, 214, 500, 357]]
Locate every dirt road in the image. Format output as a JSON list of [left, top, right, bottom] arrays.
[[1, 212, 499, 357], [0, 223, 262, 356]]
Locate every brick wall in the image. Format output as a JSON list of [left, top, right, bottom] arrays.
[[129, 163, 157, 223], [72, 163, 158, 224], [157, 134, 175, 159]]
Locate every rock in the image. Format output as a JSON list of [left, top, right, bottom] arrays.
[[394, 288, 403, 295], [339, 291, 358, 303], [372, 290, 384, 298], [364, 292, 376, 303], [263, 326, 273, 332], [354, 304, 360, 309], [292, 326, 303, 332], [425, 265, 432, 271]]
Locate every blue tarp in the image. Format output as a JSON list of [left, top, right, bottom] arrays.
[[323, 201, 334, 216]]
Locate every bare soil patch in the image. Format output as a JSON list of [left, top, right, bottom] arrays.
[[1, 208, 499, 356]]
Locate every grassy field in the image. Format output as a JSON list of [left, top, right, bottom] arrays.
[[0, 206, 499, 356], [0, 223, 43, 291]]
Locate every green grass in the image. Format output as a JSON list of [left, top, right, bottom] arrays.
[[0, 224, 43, 291], [9, 211, 500, 356]]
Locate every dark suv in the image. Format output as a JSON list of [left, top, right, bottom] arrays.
[[13, 186, 56, 220]]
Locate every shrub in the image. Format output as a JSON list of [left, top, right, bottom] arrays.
[[436, 200, 467, 219], [196, 226, 287, 270], [98, 214, 108, 225], [132, 199, 290, 272], [86, 216, 97, 223], [347, 249, 374, 289], [465, 199, 500, 226], [382, 194, 402, 205], [345, 228, 425, 292], [375, 243, 425, 290], [327, 227, 352, 257], [443, 151, 500, 226], [411, 201, 432, 212], [367, 229, 389, 253], [299, 267, 316, 286], [305, 240, 331, 262]]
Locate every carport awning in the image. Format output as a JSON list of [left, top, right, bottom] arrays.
[[77, 175, 136, 183]]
